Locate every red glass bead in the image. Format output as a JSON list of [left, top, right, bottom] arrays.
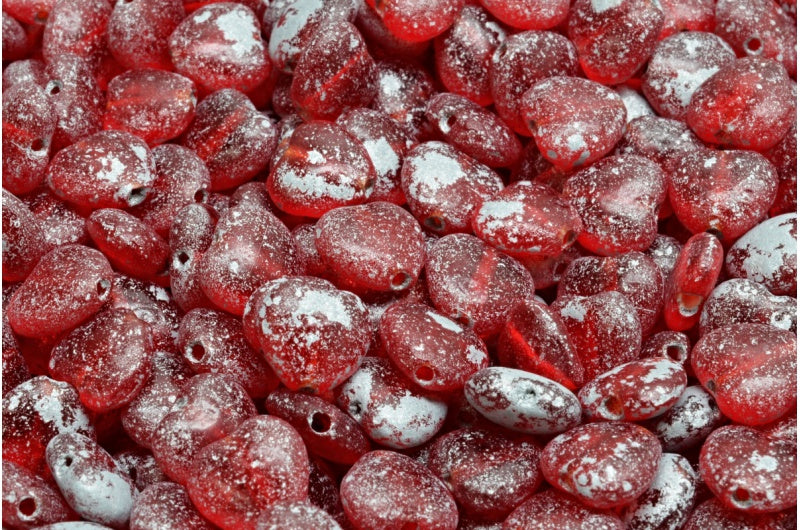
[[765, 121, 797, 216], [335, 357, 448, 449], [497, 298, 585, 390], [4, 0, 56, 23], [113, 449, 169, 491], [540, 421, 662, 509], [552, 292, 642, 382], [365, 0, 463, 43], [2, 319, 30, 397], [620, 453, 698, 529], [503, 489, 625, 529], [426, 93, 522, 168], [425, 233, 535, 338], [567, 0, 664, 85], [515, 247, 581, 292], [578, 358, 686, 422], [490, 30, 579, 136], [642, 31, 735, 121], [182, 88, 277, 191], [42, 0, 112, 67], [2, 12, 29, 61], [290, 20, 376, 121], [256, 501, 341, 530], [355, 1, 431, 61], [380, 301, 488, 392], [49, 309, 154, 413], [699, 425, 796, 513], [700, 279, 796, 336], [2, 84, 57, 195], [563, 154, 666, 256], [267, 121, 376, 217], [177, 308, 279, 398], [120, 351, 192, 449], [2, 377, 95, 478], [725, 213, 797, 296], [2, 59, 48, 91], [687, 57, 794, 151], [641, 385, 725, 452], [715, 0, 797, 77], [645, 234, 682, 282], [2, 190, 49, 283], [168, 3, 270, 93], [264, 387, 371, 465], [150, 373, 257, 484], [2, 459, 76, 529], [401, 142, 504, 235], [198, 201, 299, 316], [103, 69, 196, 146], [640, 330, 691, 365], [558, 252, 664, 334], [428, 427, 543, 521], [616, 115, 705, 177], [129, 482, 213, 530], [185, 415, 309, 528], [47, 130, 156, 210], [692, 323, 796, 426], [370, 60, 436, 140], [7, 245, 114, 339], [658, 0, 714, 38], [86, 209, 170, 282], [107, 0, 185, 70], [307, 458, 348, 527], [480, 0, 567, 30], [684, 498, 797, 529], [168, 203, 218, 312], [266, 0, 359, 73], [341, 450, 458, 530], [45, 432, 136, 528], [521, 76, 627, 171], [316, 201, 423, 293], [336, 107, 413, 205], [44, 54, 105, 152], [244, 276, 371, 393], [465, 366, 581, 435], [24, 190, 89, 248], [662, 232, 723, 331], [433, 5, 505, 106]]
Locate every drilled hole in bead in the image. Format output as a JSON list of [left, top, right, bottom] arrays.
[[309, 412, 331, 433], [390, 271, 412, 291], [415, 365, 435, 382], [745, 37, 762, 53], [705, 227, 724, 241], [732, 487, 753, 508], [34, 9, 48, 22], [562, 229, 577, 246], [601, 396, 624, 419], [46, 80, 62, 95], [128, 466, 138, 484], [455, 313, 473, 328], [63, 456, 73, 467], [96, 279, 111, 298], [424, 215, 445, 232], [676, 292, 703, 317], [665, 344, 686, 363], [127, 187, 149, 206], [348, 401, 363, 419], [445, 114, 457, 129], [30, 138, 45, 151], [186, 343, 206, 364], [16, 497, 36, 519], [194, 189, 207, 203], [175, 250, 191, 266]]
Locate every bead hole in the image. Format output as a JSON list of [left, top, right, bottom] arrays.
[[665, 344, 686, 363], [30, 138, 45, 151], [63, 456, 73, 467], [415, 365, 435, 382], [309, 412, 331, 433], [128, 466, 138, 483], [186, 343, 206, 364], [175, 250, 191, 266], [126, 187, 149, 206], [562, 229, 577, 246], [676, 292, 703, 317], [705, 227, 724, 241], [348, 401, 363, 419], [96, 279, 111, 298], [732, 487, 753, 507], [194, 189, 207, 203], [390, 271, 412, 291], [745, 37, 762, 53], [424, 215, 445, 232], [601, 396, 624, 419], [46, 80, 62, 95], [18, 497, 36, 517]]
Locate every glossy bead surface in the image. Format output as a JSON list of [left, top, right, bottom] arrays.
[[692, 323, 796, 426], [641, 385, 725, 452], [107, 0, 185, 70], [2, 459, 75, 529], [2, 190, 49, 283], [700, 279, 796, 336], [129, 482, 213, 530], [503, 489, 625, 529]]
